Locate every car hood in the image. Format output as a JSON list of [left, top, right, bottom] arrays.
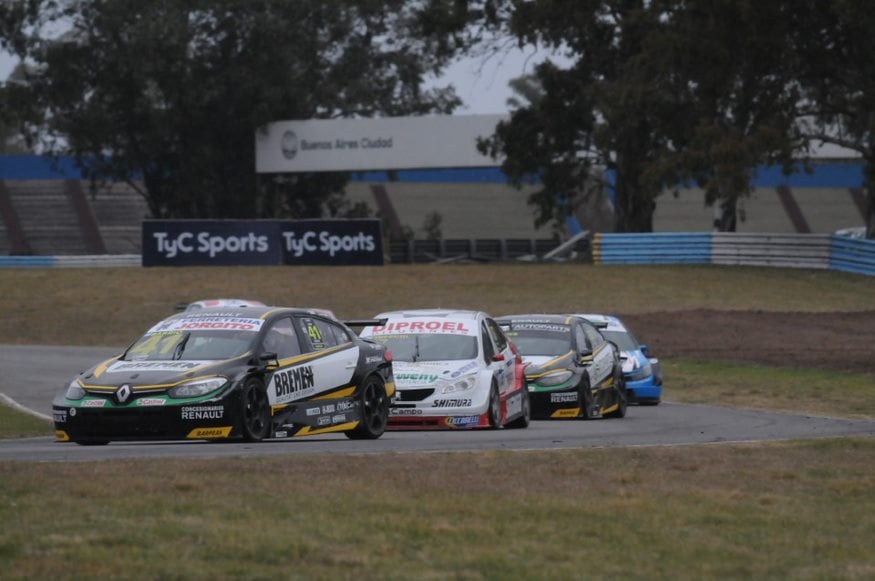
[[392, 359, 481, 389], [77, 356, 235, 390], [521, 352, 575, 376]]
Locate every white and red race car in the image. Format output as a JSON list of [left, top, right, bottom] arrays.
[[359, 309, 530, 430]]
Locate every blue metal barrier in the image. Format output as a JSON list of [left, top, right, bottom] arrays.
[[593, 233, 712, 264], [830, 236, 875, 276]]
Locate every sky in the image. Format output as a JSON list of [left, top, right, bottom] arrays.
[[0, 46, 562, 115]]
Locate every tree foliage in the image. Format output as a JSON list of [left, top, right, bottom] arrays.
[[0, 0, 460, 219]]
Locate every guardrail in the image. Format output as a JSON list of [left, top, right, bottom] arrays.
[[830, 236, 875, 276], [0, 254, 141, 268], [2, 234, 873, 276], [593, 232, 875, 276], [711, 233, 832, 269], [592, 233, 712, 264]]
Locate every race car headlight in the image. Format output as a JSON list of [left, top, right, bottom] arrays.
[[535, 370, 574, 387], [440, 375, 477, 394], [168, 377, 228, 399], [626, 362, 652, 381], [65, 379, 85, 400]]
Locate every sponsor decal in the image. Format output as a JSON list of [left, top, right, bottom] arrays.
[[69, 408, 77, 417], [551, 408, 581, 419], [275, 430, 289, 438], [446, 415, 480, 427], [306, 407, 321, 417], [365, 356, 383, 364], [335, 400, 355, 412], [136, 398, 167, 406], [505, 393, 523, 417], [550, 392, 579, 403], [81, 399, 107, 408], [53, 410, 67, 423], [433, 398, 472, 408], [283, 230, 376, 259], [451, 361, 479, 378], [372, 321, 472, 335], [511, 323, 569, 333], [390, 408, 423, 416], [320, 404, 336, 414], [181, 405, 225, 420], [106, 360, 210, 373], [187, 427, 232, 439], [396, 372, 440, 384], [332, 414, 346, 423], [152, 231, 270, 260], [318, 416, 332, 426], [273, 365, 315, 399], [149, 316, 263, 333]]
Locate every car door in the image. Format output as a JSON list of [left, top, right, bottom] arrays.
[[483, 317, 516, 395], [581, 321, 614, 387], [265, 315, 359, 406]]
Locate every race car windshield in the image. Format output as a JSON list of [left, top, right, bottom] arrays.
[[124, 330, 255, 361], [506, 329, 572, 357], [372, 334, 478, 362], [602, 330, 638, 351]]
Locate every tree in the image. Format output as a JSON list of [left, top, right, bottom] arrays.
[[792, 0, 875, 238], [0, 0, 460, 219], [428, 0, 805, 233], [651, 0, 804, 232]]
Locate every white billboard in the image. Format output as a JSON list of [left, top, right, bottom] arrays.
[[255, 114, 507, 173]]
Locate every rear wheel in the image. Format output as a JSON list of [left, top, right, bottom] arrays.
[[345, 374, 389, 440], [240, 378, 271, 441], [505, 386, 530, 429], [486, 383, 502, 429]]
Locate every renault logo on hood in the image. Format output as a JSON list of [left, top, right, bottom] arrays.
[[116, 384, 132, 404]]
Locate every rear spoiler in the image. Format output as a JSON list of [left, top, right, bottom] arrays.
[[342, 318, 388, 327]]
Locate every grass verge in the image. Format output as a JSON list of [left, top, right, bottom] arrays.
[[0, 402, 51, 438], [665, 359, 875, 418], [1, 439, 873, 579], [2, 264, 874, 346]]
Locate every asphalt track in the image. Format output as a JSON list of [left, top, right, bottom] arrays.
[[1, 344, 874, 462]]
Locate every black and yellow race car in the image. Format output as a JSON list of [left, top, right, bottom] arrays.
[[53, 306, 394, 444], [496, 314, 627, 420]]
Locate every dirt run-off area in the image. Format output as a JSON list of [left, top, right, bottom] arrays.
[[622, 310, 875, 375]]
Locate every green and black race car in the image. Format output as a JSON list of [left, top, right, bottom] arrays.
[[53, 306, 394, 444], [496, 314, 627, 420]]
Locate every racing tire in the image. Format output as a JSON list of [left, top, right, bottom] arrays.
[[505, 388, 530, 429], [240, 378, 271, 442], [73, 439, 110, 446], [486, 382, 502, 429], [345, 374, 389, 440], [578, 377, 595, 420], [604, 374, 628, 419]]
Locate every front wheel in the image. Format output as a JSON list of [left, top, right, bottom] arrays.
[[345, 374, 389, 440], [578, 377, 595, 420], [486, 383, 502, 429], [605, 374, 628, 419], [240, 378, 271, 441]]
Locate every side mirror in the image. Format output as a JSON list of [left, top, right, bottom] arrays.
[[492, 353, 505, 362], [640, 344, 650, 357], [259, 352, 279, 369]]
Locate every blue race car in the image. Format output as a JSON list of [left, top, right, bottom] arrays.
[[578, 314, 662, 405]]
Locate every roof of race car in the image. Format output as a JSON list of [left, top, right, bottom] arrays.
[[165, 306, 336, 323], [374, 309, 486, 320], [496, 314, 581, 326], [577, 313, 627, 333], [184, 298, 266, 310]]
